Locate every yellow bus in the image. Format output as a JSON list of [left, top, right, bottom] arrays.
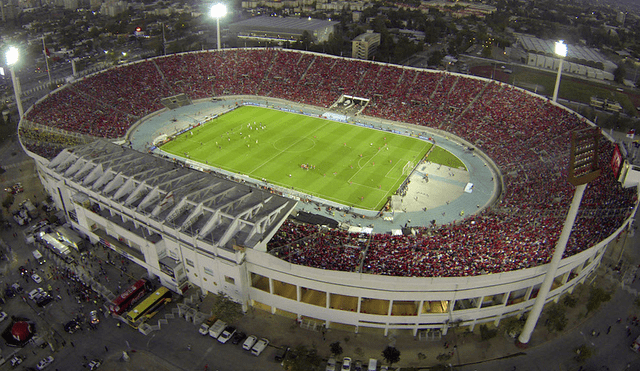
[[124, 287, 172, 327]]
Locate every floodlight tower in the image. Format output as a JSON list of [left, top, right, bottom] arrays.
[[552, 40, 567, 103], [517, 127, 601, 348], [6, 46, 24, 120], [210, 3, 227, 51]]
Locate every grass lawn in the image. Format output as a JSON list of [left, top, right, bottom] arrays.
[[160, 106, 433, 210], [427, 146, 466, 170]]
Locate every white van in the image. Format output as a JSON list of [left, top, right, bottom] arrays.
[[368, 358, 377, 371], [251, 338, 269, 356]]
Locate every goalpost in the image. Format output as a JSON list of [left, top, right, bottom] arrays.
[[402, 161, 415, 176]]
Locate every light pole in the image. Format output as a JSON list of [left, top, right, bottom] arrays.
[[517, 128, 601, 348], [6, 46, 24, 120], [552, 40, 567, 103], [210, 3, 227, 51]]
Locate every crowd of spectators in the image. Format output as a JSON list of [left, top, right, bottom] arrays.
[[21, 48, 637, 277]]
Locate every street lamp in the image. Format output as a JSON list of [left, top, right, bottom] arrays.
[[552, 40, 567, 103], [5, 46, 24, 120], [210, 3, 227, 51]]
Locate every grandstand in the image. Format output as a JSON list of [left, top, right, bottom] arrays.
[[20, 48, 638, 335]]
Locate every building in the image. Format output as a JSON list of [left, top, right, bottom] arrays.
[[38, 140, 296, 304], [517, 35, 617, 80], [352, 31, 380, 60], [228, 16, 338, 45], [21, 49, 636, 336]]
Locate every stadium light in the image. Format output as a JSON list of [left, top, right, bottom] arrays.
[[517, 128, 600, 348], [210, 3, 227, 51], [5, 46, 24, 119], [552, 40, 567, 103]]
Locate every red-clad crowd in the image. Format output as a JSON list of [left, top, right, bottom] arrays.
[[22, 49, 636, 277]]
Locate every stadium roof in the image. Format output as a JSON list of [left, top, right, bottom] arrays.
[[517, 35, 608, 64], [231, 16, 338, 33], [48, 140, 296, 250]]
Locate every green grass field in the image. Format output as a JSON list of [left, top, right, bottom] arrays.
[[160, 106, 432, 210]]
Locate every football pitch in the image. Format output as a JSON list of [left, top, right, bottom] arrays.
[[160, 106, 432, 210]]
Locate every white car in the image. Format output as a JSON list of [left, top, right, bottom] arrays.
[[0, 311, 7, 322], [9, 355, 23, 367], [242, 335, 257, 350], [28, 288, 45, 300], [198, 323, 211, 335], [88, 359, 102, 370], [326, 356, 337, 371], [31, 273, 43, 284], [218, 326, 236, 344], [250, 338, 269, 356], [342, 357, 352, 371], [36, 355, 54, 370]]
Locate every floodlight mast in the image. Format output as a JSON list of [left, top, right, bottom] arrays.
[[6, 46, 24, 120], [517, 128, 601, 348], [210, 4, 227, 51], [552, 40, 567, 103]]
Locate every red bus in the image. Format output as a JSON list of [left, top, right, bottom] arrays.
[[109, 279, 151, 315]]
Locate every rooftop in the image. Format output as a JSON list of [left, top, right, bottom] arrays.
[[47, 140, 297, 250]]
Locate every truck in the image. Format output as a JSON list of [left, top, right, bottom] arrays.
[[198, 315, 217, 335], [20, 199, 39, 219], [208, 319, 226, 339], [32, 250, 45, 265]]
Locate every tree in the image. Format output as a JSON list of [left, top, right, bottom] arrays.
[[544, 302, 567, 332], [329, 341, 343, 357], [586, 286, 612, 313], [210, 293, 243, 323], [2, 194, 14, 211], [296, 31, 313, 51], [574, 344, 594, 363], [614, 66, 627, 84], [283, 345, 322, 371], [479, 324, 498, 340], [381, 346, 401, 366]]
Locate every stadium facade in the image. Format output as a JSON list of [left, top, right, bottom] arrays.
[[22, 48, 637, 336]]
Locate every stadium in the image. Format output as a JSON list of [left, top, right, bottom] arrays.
[[19, 48, 638, 336]]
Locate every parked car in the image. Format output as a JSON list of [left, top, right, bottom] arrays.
[[90, 310, 100, 324], [342, 357, 352, 371], [353, 360, 363, 371], [64, 320, 80, 334], [242, 335, 257, 350], [217, 326, 236, 344], [87, 359, 102, 370], [251, 338, 269, 356], [37, 295, 54, 307], [326, 356, 337, 371], [36, 356, 54, 370], [5, 287, 15, 298], [28, 288, 45, 300], [231, 331, 247, 345], [11, 283, 23, 294], [0, 311, 8, 322], [275, 345, 290, 362], [31, 274, 43, 284], [380, 366, 388, 371], [9, 355, 23, 367]]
